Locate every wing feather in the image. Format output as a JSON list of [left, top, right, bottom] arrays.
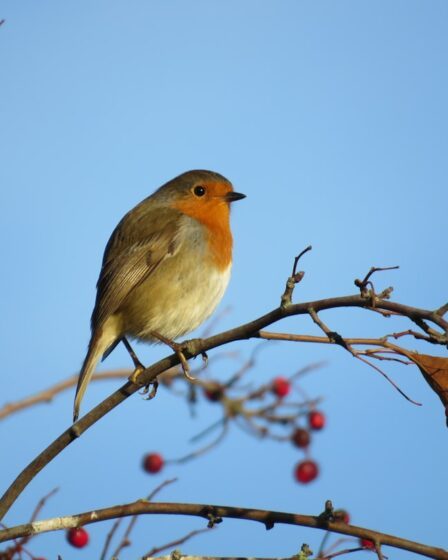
[[91, 205, 182, 329]]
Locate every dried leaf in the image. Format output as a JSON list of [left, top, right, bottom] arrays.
[[397, 350, 448, 425], [407, 353, 448, 406]]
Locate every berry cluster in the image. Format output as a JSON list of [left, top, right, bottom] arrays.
[[268, 374, 327, 485], [140, 369, 328, 487], [292, 408, 326, 484], [58, 366, 351, 553]]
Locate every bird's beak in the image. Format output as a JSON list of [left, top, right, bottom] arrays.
[[225, 191, 246, 202]]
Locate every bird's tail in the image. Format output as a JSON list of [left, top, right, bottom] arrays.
[[73, 325, 117, 423]]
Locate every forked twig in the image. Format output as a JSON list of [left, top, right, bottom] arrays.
[[100, 478, 177, 560]]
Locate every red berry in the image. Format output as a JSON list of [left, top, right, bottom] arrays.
[[291, 428, 311, 448], [203, 382, 224, 402], [142, 452, 164, 474], [308, 410, 326, 430], [294, 459, 319, 484], [334, 509, 350, 524], [67, 527, 89, 548], [271, 376, 290, 398], [360, 538, 375, 549]]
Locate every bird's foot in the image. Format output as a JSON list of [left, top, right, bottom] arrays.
[[151, 333, 207, 381], [126, 358, 159, 398], [181, 338, 208, 368], [177, 338, 209, 379], [150, 330, 194, 380], [141, 379, 159, 399]]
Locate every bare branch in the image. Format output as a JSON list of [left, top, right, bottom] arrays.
[[0, 500, 445, 560], [355, 266, 399, 292], [0, 370, 131, 421], [280, 246, 311, 307], [259, 330, 422, 404], [1, 279, 447, 520]]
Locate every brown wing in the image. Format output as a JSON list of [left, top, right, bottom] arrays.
[[91, 204, 182, 330]]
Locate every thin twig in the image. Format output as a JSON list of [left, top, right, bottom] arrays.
[[259, 330, 422, 405], [355, 266, 399, 290], [375, 541, 386, 560], [171, 421, 229, 464], [354, 354, 421, 406], [293, 245, 313, 276], [99, 518, 121, 560], [111, 478, 178, 558], [225, 341, 272, 388], [281, 246, 311, 307], [435, 303, 448, 317], [143, 527, 212, 557], [320, 547, 367, 560], [0, 370, 131, 421], [29, 488, 58, 524]]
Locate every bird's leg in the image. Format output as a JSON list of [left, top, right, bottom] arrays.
[[122, 338, 158, 397], [151, 331, 197, 381], [122, 337, 145, 370], [182, 338, 208, 367]]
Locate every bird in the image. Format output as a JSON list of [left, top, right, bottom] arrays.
[[73, 169, 245, 422]]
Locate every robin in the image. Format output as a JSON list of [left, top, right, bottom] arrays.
[[73, 170, 245, 422]]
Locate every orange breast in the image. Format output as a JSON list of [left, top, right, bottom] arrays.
[[172, 197, 233, 271]]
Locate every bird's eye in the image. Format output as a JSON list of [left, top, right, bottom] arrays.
[[193, 185, 206, 197]]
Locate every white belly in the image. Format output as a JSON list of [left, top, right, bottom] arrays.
[[121, 257, 231, 341]]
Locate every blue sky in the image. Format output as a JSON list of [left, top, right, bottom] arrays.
[[1, 1, 447, 558]]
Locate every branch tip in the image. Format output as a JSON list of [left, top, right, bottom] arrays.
[[435, 303, 448, 317], [292, 245, 312, 277], [298, 543, 313, 559], [355, 266, 399, 300], [281, 248, 311, 308]]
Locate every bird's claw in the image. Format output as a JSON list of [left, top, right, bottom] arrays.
[[142, 380, 159, 399], [177, 348, 197, 381], [201, 350, 209, 368]]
